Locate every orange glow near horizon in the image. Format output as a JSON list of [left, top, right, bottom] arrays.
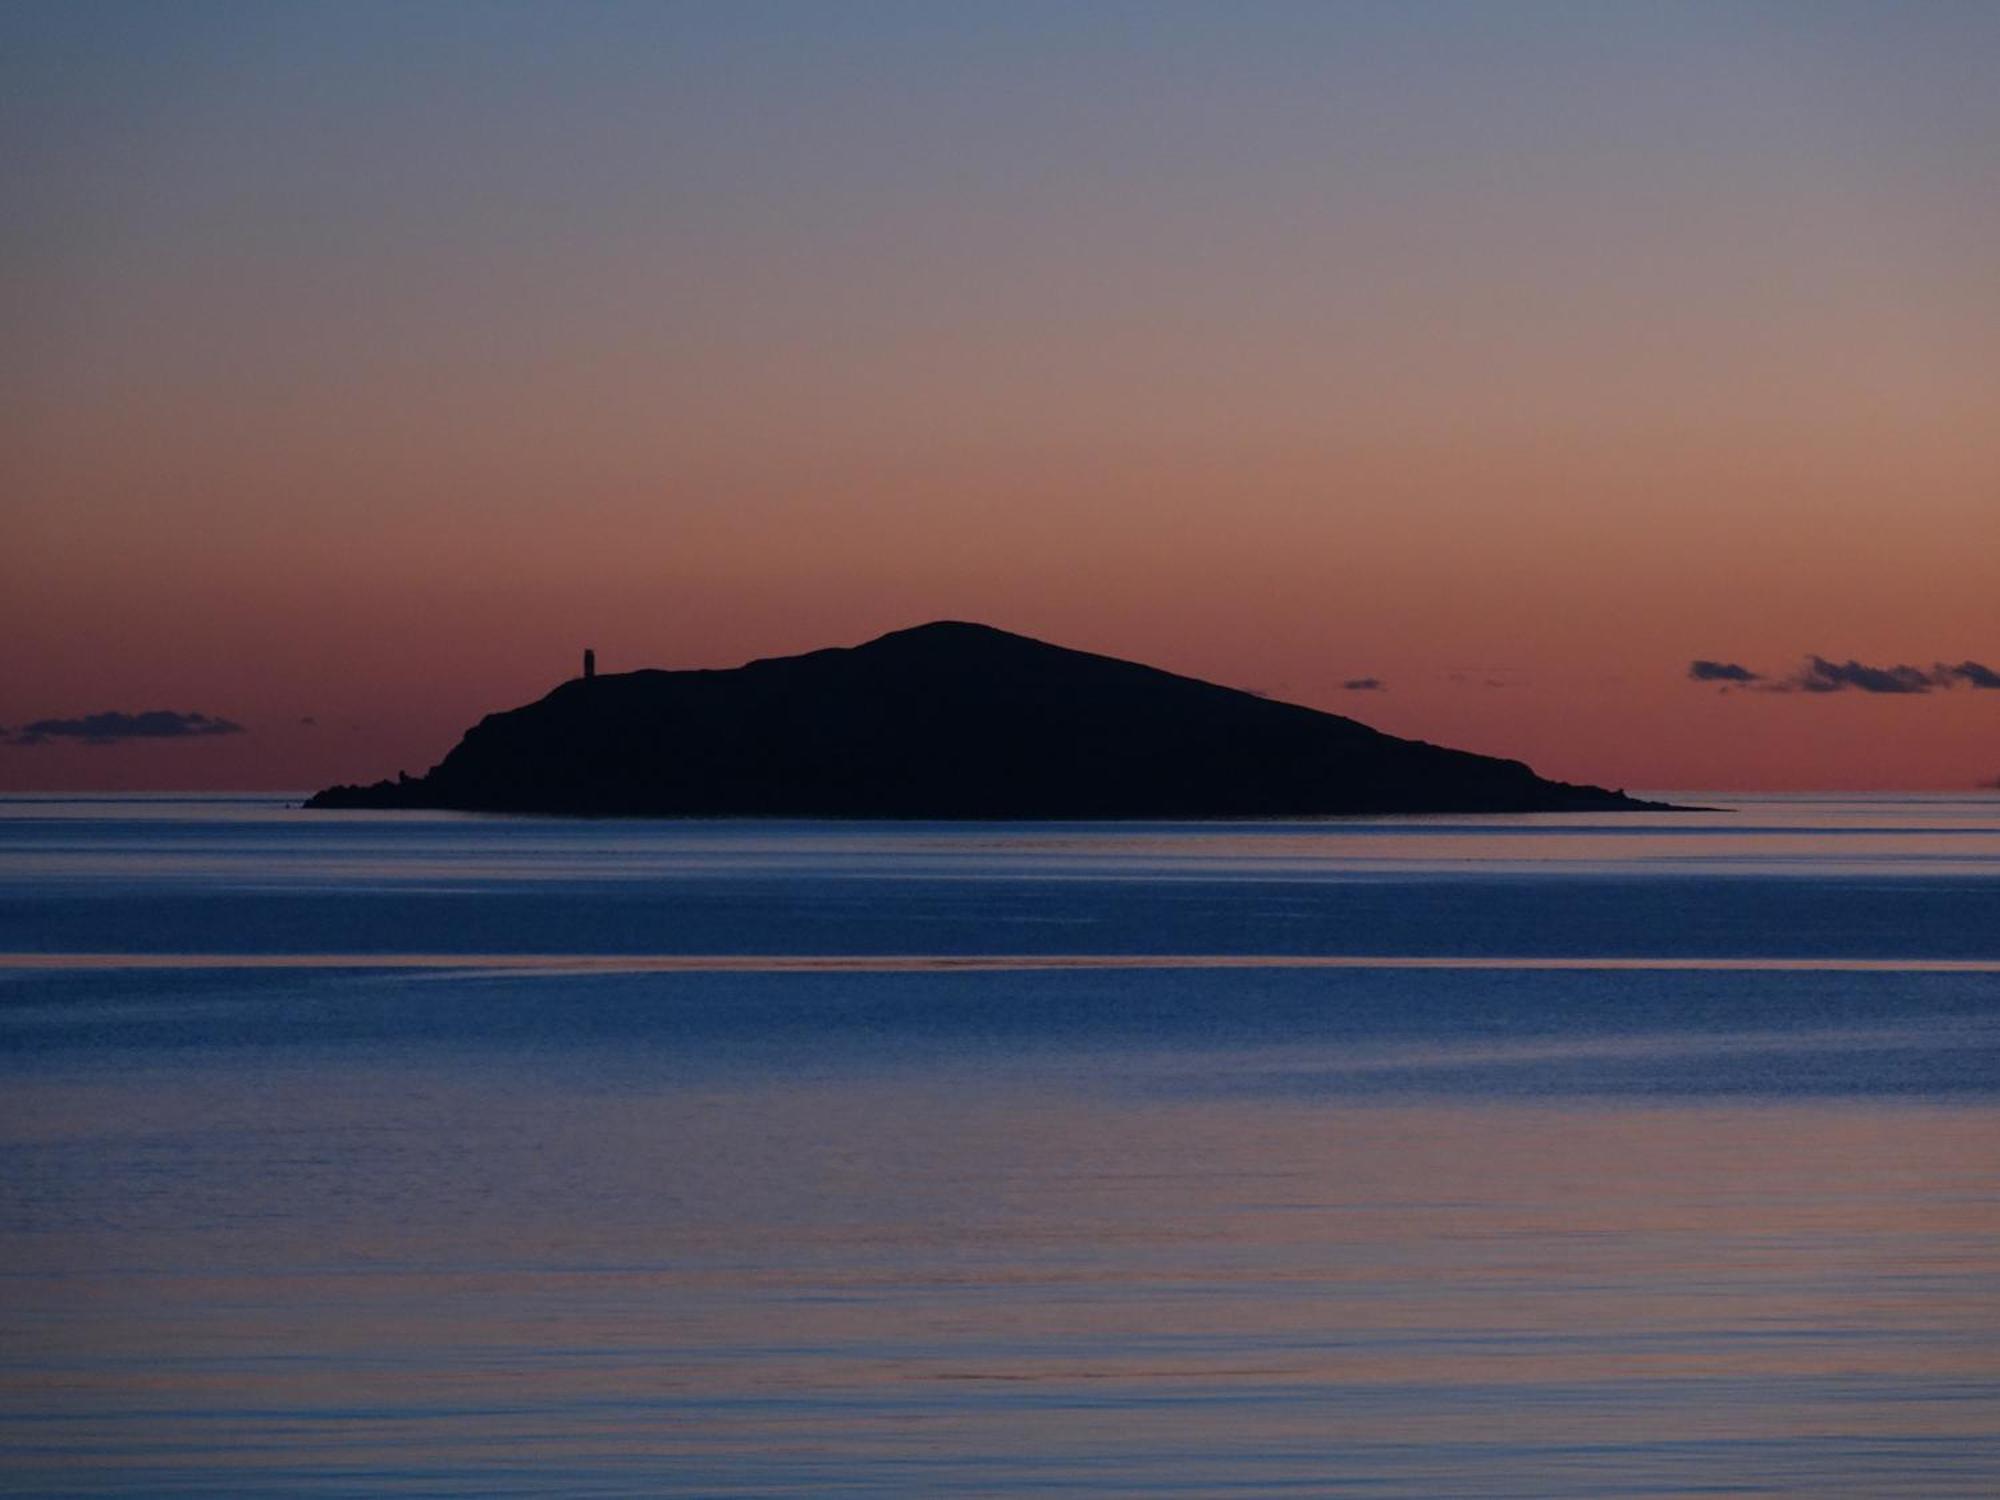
[[4, 6, 1996, 791]]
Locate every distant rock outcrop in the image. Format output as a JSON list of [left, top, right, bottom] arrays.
[[307, 622, 1670, 817]]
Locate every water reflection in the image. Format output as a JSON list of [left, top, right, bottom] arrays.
[[2, 798, 1998, 1494], [5, 1052, 1997, 1495], [6, 793, 2000, 888]]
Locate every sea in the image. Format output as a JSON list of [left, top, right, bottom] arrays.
[[1, 793, 1997, 1497]]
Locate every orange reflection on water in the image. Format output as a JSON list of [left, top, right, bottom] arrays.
[[5, 1057, 1997, 1492]]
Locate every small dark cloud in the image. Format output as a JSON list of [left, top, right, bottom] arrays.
[[1939, 660, 2000, 690], [8, 710, 247, 747], [1792, 656, 1932, 694], [1342, 677, 1385, 692], [1689, 660, 1760, 684], [1686, 653, 2000, 694], [1446, 666, 1524, 689], [299, 715, 318, 727]]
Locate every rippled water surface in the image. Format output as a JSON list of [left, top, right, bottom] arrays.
[[3, 795, 1998, 1495]]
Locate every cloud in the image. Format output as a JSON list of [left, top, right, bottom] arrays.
[[1688, 660, 1760, 684], [1342, 677, 1385, 692], [1685, 653, 2000, 694], [1446, 668, 1525, 689], [9, 710, 247, 747], [1790, 656, 1932, 694], [1939, 660, 2000, 690]]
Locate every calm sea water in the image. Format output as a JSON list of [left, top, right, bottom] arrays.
[[2, 794, 1998, 1496]]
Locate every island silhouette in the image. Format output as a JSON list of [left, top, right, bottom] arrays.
[[307, 621, 1669, 816]]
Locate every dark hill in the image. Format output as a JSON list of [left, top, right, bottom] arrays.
[[307, 621, 1668, 816]]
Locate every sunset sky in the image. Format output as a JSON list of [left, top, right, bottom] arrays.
[[5, 2, 1996, 792]]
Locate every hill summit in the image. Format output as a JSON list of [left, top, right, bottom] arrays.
[[307, 621, 1665, 816]]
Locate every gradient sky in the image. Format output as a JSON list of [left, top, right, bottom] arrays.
[[5, 1, 1996, 792]]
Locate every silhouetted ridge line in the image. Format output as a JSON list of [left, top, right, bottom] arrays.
[[307, 622, 1672, 816]]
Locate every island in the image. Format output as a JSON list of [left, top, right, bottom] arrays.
[[307, 621, 1670, 817]]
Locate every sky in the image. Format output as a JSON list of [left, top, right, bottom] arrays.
[[4, 1, 1996, 792]]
